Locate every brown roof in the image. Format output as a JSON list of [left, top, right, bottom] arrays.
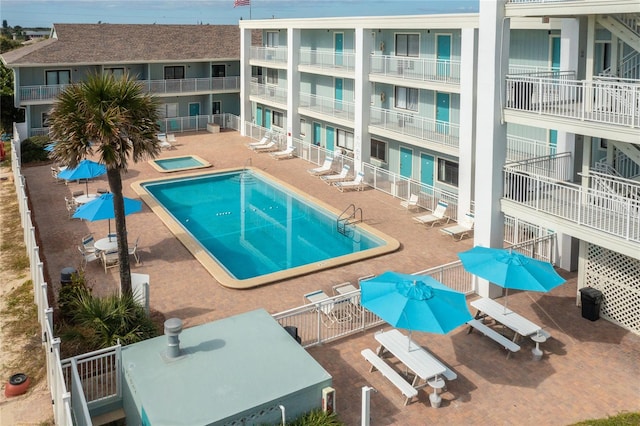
[[2, 23, 261, 66]]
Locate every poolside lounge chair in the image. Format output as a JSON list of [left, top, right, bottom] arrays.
[[247, 133, 272, 149], [400, 194, 420, 211], [321, 165, 351, 184], [333, 171, 366, 192], [159, 139, 176, 150], [128, 236, 140, 265], [167, 134, 177, 143], [440, 213, 475, 240], [304, 290, 353, 327], [251, 140, 278, 152], [270, 146, 296, 160], [413, 200, 450, 227], [307, 157, 334, 176]]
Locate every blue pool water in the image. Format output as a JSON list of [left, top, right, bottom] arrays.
[[154, 156, 205, 170], [142, 170, 387, 282]]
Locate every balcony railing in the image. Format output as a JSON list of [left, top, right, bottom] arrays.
[[19, 77, 240, 102], [299, 48, 356, 72], [249, 82, 288, 105], [506, 135, 556, 162], [250, 46, 288, 64], [298, 93, 355, 122], [369, 106, 460, 149], [505, 74, 640, 128], [370, 55, 460, 84]]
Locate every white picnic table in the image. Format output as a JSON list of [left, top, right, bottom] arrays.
[[74, 193, 99, 205], [470, 297, 546, 341]]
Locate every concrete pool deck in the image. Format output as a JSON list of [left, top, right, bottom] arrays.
[[22, 130, 640, 425]]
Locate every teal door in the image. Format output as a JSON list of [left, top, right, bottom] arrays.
[[420, 154, 434, 187], [335, 78, 343, 111], [326, 126, 335, 151], [549, 129, 557, 155], [436, 92, 450, 134], [551, 37, 561, 70], [313, 122, 322, 146], [400, 147, 413, 178], [335, 33, 344, 66], [189, 103, 199, 129], [256, 106, 263, 126], [265, 109, 271, 130], [436, 34, 451, 77]]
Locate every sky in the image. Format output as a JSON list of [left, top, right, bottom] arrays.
[[1, 0, 479, 28]]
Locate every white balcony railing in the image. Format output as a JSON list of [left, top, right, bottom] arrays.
[[299, 48, 356, 72], [249, 82, 288, 105], [370, 55, 461, 84], [19, 77, 240, 102], [298, 93, 355, 121], [506, 134, 556, 162], [250, 46, 288, 64], [505, 74, 640, 128], [369, 106, 460, 149]]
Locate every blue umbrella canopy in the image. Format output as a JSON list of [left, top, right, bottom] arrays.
[[57, 159, 107, 193], [44, 142, 57, 152], [361, 271, 473, 341], [73, 193, 142, 234]]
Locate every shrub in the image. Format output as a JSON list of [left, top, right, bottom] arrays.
[[20, 135, 50, 163], [289, 409, 344, 426]]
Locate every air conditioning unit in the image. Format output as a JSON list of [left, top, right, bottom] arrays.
[[322, 387, 335, 414]]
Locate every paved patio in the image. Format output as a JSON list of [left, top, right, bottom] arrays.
[[22, 131, 640, 425]]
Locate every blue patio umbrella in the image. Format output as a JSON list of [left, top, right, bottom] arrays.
[[458, 246, 566, 310], [44, 142, 57, 152], [72, 193, 142, 235], [57, 159, 107, 193], [361, 271, 473, 349]]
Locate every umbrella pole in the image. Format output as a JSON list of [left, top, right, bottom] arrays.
[[504, 288, 509, 314], [108, 220, 112, 241]]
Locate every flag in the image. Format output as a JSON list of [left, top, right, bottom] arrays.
[[234, 0, 250, 7]]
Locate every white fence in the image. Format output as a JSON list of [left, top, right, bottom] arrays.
[[370, 55, 461, 84], [299, 48, 356, 72]]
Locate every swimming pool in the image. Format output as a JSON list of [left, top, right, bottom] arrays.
[[133, 168, 399, 288], [149, 155, 211, 173]]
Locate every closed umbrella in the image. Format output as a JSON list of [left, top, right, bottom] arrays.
[[57, 159, 107, 193], [361, 271, 473, 350], [72, 193, 142, 235], [458, 246, 566, 311]]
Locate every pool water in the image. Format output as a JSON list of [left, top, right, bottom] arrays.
[[149, 155, 211, 172], [136, 168, 399, 288]]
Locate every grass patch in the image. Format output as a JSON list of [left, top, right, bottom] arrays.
[[0, 176, 29, 273], [571, 412, 640, 426]]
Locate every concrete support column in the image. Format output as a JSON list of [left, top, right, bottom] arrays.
[[287, 28, 301, 148], [239, 27, 253, 136], [353, 27, 372, 173], [457, 27, 478, 221], [474, 0, 509, 298]]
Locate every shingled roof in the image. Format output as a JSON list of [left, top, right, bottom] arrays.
[[2, 23, 260, 66]]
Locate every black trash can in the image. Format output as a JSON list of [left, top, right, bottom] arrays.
[[60, 267, 77, 287], [579, 287, 603, 321]]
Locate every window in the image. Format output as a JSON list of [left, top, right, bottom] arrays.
[[266, 31, 279, 47], [212, 65, 226, 78], [371, 139, 387, 163], [300, 119, 306, 137], [266, 69, 278, 85], [212, 101, 222, 115], [272, 111, 284, 128], [337, 129, 354, 151], [160, 103, 179, 118], [45, 70, 70, 85], [395, 34, 419, 57], [104, 67, 125, 78], [164, 66, 185, 80], [437, 158, 458, 187], [395, 86, 418, 111]]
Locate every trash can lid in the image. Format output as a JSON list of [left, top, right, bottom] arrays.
[[60, 267, 77, 282], [579, 287, 603, 299]]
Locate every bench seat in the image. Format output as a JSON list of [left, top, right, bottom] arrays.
[[361, 348, 418, 405], [467, 319, 521, 355]]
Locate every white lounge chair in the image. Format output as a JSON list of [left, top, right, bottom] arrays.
[[77, 245, 99, 270], [307, 157, 334, 176], [167, 133, 177, 143], [159, 139, 176, 150], [128, 236, 140, 265], [413, 200, 450, 227], [333, 171, 366, 192], [321, 165, 350, 184], [251, 140, 278, 152], [440, 213, 475, 240], [270, 146, 295, 159], [401, 194, 420, 211], [247, 133, 272, 148]]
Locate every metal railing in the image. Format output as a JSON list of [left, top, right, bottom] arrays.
[[299, 93, 356, 122], [370, 55, 461, 84], [507, 135, 555, 162], [369, 106, 460, 149], [250, 46, 288, 64], [505, 74, 640, 128], [505, 152, 573, 182], [249, 82, 288, 105], [299, 48, 356, 72]]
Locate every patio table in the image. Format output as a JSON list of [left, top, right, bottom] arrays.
[[74, 193, 99, 205], [470, 297, 546, 341], [94, 237, 118, 252]]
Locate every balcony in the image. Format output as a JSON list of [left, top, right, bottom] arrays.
[[298, 48, 356, 73], [19, 77, 240, 103], [298, 93, 355, 122], [250, 46, 288, 65], [504, 73, 640, 140], [249, 82, 287, 106], [369, 106, 459, 150], [370, 55, 460, 85], [502, 153, 640, 257], [507, 135, 556, 162]]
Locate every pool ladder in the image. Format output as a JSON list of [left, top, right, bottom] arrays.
[[337, 204, 362, 237]]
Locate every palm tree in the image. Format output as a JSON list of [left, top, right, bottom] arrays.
[[49, 73, 161, 295]]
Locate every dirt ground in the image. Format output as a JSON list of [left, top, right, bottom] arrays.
[[0, 165, 54, 425]]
